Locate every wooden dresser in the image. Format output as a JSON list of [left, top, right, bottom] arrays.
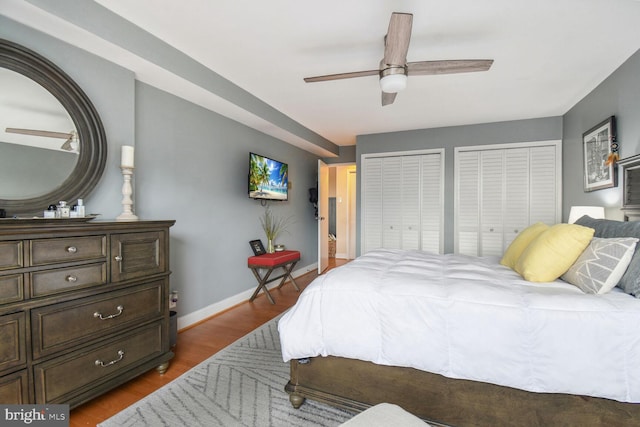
[[0, 219, 175, 408]]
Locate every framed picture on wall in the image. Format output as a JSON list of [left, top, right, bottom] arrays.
[[583, 116, 617, 192]]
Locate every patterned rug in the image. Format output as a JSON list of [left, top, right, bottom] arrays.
[[98, 315, 354, 427]]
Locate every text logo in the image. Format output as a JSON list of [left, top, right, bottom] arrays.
[[1, 405, 68, 426]]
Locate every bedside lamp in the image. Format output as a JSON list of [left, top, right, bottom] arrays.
[[568, 206, 605, 224]]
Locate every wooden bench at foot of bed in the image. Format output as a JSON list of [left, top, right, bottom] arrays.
[[285, 356, 640, 427]]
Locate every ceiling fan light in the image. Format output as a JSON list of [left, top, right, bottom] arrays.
[[380, 73, 407, 93]]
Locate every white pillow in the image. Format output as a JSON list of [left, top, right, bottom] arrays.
[[562, 237, 639, 294]]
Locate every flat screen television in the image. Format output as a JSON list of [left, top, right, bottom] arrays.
[[248, 152, 288, 201]]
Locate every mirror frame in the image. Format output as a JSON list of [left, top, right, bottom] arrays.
[[0, 38, 107, 215]]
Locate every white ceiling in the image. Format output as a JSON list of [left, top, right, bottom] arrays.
[[5, 0, 640, 152]]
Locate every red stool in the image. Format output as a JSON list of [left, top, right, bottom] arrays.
[[247, 250, 301, 304]]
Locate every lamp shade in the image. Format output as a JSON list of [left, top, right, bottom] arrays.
[[380, 73, 407, 93], [568, 206, 605, 224]]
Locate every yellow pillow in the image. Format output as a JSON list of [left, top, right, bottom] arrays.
[[500, 222, 550, 269], [514, 223, 595, 282]]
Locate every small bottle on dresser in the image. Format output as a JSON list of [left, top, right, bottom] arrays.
[[44, 204, 57, 218], [76, 199, 85, 217], [58, 201, 70, 218]]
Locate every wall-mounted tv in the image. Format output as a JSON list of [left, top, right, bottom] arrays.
[[248, 152, 288, 201]]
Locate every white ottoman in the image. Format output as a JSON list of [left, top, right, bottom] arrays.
[[340, 403, 431, 427]]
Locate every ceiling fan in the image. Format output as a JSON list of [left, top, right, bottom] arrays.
[[5, 127, 78, 152], [304, 12, 494, 106]]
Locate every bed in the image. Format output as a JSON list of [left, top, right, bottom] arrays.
[[278, 217, 640, 426]]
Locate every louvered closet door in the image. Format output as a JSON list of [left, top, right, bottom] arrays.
[[504, 148, 530, 249], [382, 157, 403, 249], [362, 158, 383, 253], [455, 141, 561, 256], [456, 151, 480, 256], [421, 153, 443, 254], [529, 145, 558, 224], [401, 156, 421, 250], [361, 151, 443, 255], [480, 150, 505, 256]]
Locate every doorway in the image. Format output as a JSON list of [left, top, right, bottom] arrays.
[[325, 164, 356, 261]]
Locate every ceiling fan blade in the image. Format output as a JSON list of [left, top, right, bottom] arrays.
[[381, 91, 397, 106], [383, 12, 413, 66], [304, 69, 379, 83], [5, 127, 72, 139], [60, 138, 73, 151], [407, 59, 494, 76]]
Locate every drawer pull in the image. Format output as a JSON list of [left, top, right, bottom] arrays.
[[114, 255, 123, 262], [95, 350, 125, 367], [66, 246, 78, 253], [66, 275, 78, 282], [94, 305, 124, 320]]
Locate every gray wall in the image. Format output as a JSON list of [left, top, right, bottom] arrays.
[[563, 48, 640, 218], [135, 82, 319, 310], [324, 145, 356, 165], [1, 17, 319, 319], [356, 117, 563, 253]]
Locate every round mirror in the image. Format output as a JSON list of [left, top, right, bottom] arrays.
[[0, 39, 107, 216]]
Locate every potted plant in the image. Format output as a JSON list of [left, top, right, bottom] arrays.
[[260, 208, 294, 253]]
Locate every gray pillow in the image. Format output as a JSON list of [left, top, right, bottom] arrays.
[[575, 215, 640, 296], [561, 237, 639, 294]]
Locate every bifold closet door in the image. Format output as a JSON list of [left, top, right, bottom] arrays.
[[420, 154, 443, 254], [362, 152, 443, 255], [455, 142, 560, 257]]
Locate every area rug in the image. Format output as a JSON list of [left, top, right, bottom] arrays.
[[98, 315, 354, 427]]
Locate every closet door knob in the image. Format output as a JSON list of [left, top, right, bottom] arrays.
[[114, 255, 123, 262]]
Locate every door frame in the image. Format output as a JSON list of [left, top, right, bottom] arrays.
[[318, 160, 329, 273]]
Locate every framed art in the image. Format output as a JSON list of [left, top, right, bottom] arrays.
[[583, 116, 617, 192], [249, 239, 266, 256]]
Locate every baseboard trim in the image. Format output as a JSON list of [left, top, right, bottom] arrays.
[[176, 261, 318, 330]]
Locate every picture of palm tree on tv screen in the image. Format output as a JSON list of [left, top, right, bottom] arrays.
[[249, 153, 288, 201]]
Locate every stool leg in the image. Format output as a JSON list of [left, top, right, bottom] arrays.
[[249, 267, 276, 304], [277, 261, 300, 292]]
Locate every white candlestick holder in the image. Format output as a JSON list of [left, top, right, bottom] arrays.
[[116, 167, 139, 221]]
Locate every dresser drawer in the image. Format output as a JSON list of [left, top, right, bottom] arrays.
[[0, 369, 29, 404], [30, 263, 107, 297], [34, 322, 163, 403], [31, 235, 106, 266], [0, 312, 27, 373], [0, 274, 24, 304], [0, 241, 23, 271], [31, 281, 164, 359]]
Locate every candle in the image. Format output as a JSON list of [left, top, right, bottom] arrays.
[[121, 145, 134, 168]]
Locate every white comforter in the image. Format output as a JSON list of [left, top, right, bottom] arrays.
[[278, 249, 640, 403]]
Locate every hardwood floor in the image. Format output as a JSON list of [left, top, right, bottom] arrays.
[[70, 258, 348, 426]]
